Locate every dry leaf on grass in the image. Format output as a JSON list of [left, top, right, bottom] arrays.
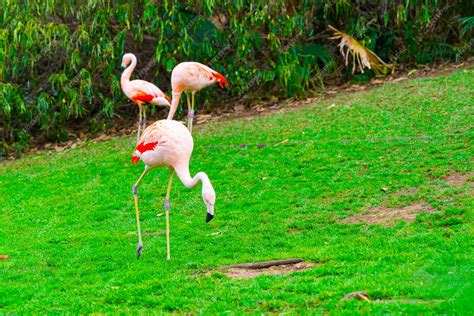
[[195, 114, 213, 124], [274, 139, 289, 146], [341, 291, 370, 301]]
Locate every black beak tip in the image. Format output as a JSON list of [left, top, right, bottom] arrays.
[[206, 213, 214, 223]]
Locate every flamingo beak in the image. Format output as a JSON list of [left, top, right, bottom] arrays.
[[205, 202, 214, 222], [164, 94, 172, 105], [206, 212, 214, 223], [132, 156, 140, 164]]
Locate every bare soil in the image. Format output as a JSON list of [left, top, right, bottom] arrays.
[[208, 260, 318, 279], [442, 173, 472, 187], [341, 203, 436, 226]]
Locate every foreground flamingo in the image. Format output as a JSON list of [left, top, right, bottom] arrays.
[[121, 53, 171, 143], [131, 119, 216, 259], [168, 62, 228, 132]]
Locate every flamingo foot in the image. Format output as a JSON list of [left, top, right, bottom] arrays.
[[206, 213, 214, 223], [136, 241, 143, 258]]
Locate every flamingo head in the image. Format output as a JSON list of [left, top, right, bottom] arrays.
[[121, 53, 136, 68], [202, 185, 216, 223], [213, 73, 228, 89], [131, 150, 141, 164]]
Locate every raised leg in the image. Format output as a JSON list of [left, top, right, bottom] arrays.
[[132, 167, 149, 258], [164, 170, 174, 261]]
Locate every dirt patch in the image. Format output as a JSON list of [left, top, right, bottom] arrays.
[[341, 203, 435, 226], [208, 259, 318, 280], [395, 187, 420, 196], [442, 173, 472, 187]]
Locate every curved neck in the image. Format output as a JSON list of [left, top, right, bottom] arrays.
[[174, 163, 211, 190], [121, 54, 137, 84]]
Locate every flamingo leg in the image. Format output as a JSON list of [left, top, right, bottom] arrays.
[[185, 93, 192, 131], [164, 170, 174, 261], [132, 167, 149, 258], [142, 106, 147, 130], [137, 106, 144, 145], [188, 92, 196, 133]]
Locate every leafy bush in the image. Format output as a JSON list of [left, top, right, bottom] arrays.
[[0, 0, 472, 155]]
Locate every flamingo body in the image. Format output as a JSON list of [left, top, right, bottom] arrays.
[[123, 79, 171, 106], [171, 62, 228, 94], [130, 119, 216, 259], [168, 62, 228, 132], [132, 120, 193, 169], [121, 53, 171, 143]]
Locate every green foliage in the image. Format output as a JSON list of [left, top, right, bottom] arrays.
[[0, 1, 472, 155], [1, 71, 473, 313]]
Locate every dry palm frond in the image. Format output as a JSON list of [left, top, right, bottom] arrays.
[[328, 25, 394, 76]]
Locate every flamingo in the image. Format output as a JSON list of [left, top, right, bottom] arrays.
[[121, 53, 172, 144], [168, 62, 228, 132], [131, 119, 216, 259]]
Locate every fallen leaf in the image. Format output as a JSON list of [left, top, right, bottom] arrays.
[[0, 254, 9, 260], [234, 105, 245, 114], [274, 139, 289, 146], [341, 291, 370, 301], [407, 69, 417, 76], [327, 103, 336, 109], [393, 77, 407, 82], [371, 79, 383, 84], [381, 187, 389, 192], [111, 286, 120, 290], [156, 213, 164, 217], [209, 232, 221, 236], [196, 114, 213, 124]]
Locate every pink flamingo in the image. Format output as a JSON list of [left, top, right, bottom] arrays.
[[131, 119, 216, 259], [168, 62, 228, 132], [121, 53, 172, 143]]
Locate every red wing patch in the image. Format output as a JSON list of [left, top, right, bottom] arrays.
[[213, 73, 228, 88], [132, 92, 155, 104], [131, 141, 159, 164]]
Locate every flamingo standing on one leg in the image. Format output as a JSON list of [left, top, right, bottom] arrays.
[[131, 119, 216, 259], [168, 62, 228, 132], [121, 53, 172, 144]]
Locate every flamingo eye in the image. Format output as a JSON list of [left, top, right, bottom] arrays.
[[209, 77, 213, 81]]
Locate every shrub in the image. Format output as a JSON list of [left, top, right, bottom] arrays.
[[0, 0, 472, 155]]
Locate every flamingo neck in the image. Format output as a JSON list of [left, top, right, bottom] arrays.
[[174, 163, 211, 190], [121, 55, 137, 86]]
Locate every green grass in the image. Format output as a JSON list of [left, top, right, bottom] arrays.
[[1, 70, 473, 313]]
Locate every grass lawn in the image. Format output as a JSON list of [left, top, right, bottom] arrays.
[[1, 69, 473, 313]]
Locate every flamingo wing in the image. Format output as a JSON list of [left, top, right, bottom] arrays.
[[129, 80, 171, 104]]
